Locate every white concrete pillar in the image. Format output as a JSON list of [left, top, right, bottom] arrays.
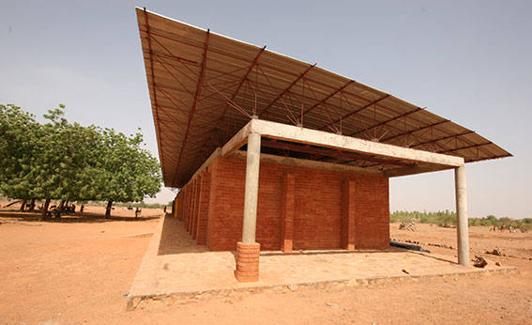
[[455, 165, 470, 266], [242, 132, 261, 243]]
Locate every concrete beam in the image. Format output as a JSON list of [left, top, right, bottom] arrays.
[[384, 165, 453, 178], [231, 151, 382, 175], [190, 148, 221, 181], [250, 119, 464, 167], [221, 123, 252, 156]]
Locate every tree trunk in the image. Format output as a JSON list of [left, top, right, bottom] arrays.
[[28, 199, 36, 212], [55, 200, 64, 219], [80, 204, 85, 213], [19, 199, 27, 211], [5, 200, 21, 208], [41, 199, 51, 220], [105, 200, 113, 218]]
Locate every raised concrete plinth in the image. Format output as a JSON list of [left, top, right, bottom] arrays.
[[127, 216, 516, 310]]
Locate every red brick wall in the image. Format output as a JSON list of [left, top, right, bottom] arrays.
[[201, 155, 390, 251], [353, 174, 390, 249], [292, 167, 344, 249], [205, 156, 284, 250]]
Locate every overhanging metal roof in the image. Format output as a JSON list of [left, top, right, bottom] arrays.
[[135, 8, 511, 188]]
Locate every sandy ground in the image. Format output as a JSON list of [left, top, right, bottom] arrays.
[[0, 211, 531, 324]]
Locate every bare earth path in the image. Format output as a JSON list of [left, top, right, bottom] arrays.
[[0, 214, 531, 324]]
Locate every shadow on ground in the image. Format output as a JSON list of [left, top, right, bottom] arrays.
[[0, 210, 161, 223], [158, 216, 207, 255]]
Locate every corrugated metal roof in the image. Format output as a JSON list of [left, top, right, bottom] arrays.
[[135, 8, 511, 188]]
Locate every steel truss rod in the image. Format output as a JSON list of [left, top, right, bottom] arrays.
[[320, 94, 390, 132], [304, 80, 353, 116], [438, 141, 492, 154], [148, 34, 419, 135], [154, 56, 194, 95], [216, 46, 266, 123], [142, 29, 389, 101], [254, 65, 300, 125], [257, 63, 316, 117], [143, 8, 166, 170], [380, 119, 450, 142], [262, 139, 415, 167], [173, 30, 210, 185], [150, 35, 198, 77], [207, 83, 252, 118], [350, 107, 424, 137], [143, 29, 437, 135], [411, 130, 475, 148]]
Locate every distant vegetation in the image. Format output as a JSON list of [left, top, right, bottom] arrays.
[[90, 201, 172, 209], [391, 210, 532, 230], [0, 104, 162, 218]]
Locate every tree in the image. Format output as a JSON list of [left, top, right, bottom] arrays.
[[30, 104, 75, 217], [1, 103, 161, 219], [0, 104, 41, 207], [97, 129, 161, 218], [31, 105, 109, 218]]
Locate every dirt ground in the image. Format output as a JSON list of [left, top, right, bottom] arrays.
[[0, 209, 531, 324]]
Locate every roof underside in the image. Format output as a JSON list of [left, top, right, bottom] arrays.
[[136, 8, 511, 188]]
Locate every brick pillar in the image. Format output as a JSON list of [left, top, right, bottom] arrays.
[[188, 181, 193, 234], [342, 179, 356, 250], [188, 180, 197, 235], [180, 189, 186, 221], [185, 185, 190, 232], [281, 172, 295, 252], [234, 242, 260, 282], [183, 187, 188, 224], [206, 163, 218, 250], [192, 175, 202, 240], [197, 170, 210, 245]]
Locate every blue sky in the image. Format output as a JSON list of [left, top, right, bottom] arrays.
[[1, 1, 530, 217]]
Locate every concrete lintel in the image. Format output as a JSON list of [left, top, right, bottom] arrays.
[[250, 119, 464, 167], [384, 165, 453, 178], [231, 150, 382, 175], [190, 148, 221, 182]]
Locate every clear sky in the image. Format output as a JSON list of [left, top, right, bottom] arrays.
[[1, 1, 531, 217]]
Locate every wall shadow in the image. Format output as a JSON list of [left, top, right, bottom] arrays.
[[157, 216, 208, 255]]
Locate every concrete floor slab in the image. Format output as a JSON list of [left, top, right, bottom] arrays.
[[127, 216, 516, 309]]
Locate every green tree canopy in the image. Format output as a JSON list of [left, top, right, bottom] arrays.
[[97, 129, 161, 217], [0, 104, 162, 218], [0, 104, 41, 203]]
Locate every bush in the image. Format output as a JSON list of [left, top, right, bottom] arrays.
[[391, 211, 531, 230]]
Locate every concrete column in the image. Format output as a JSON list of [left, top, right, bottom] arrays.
[[455, 165, 470, 266], [241, 132, 262, 243], [235, 132, 261, 282]]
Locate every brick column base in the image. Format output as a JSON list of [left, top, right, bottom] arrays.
[[234, 242, 260, 282]]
